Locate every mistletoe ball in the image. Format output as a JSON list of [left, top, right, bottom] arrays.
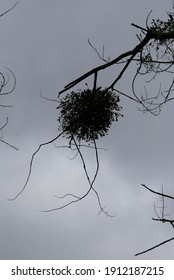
[[57, 87, 123, 142]]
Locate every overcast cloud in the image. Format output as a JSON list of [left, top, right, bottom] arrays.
[[0, 0, 174, 260]]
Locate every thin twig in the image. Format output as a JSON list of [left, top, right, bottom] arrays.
[[55, 193, 80, 200], [88, 38, 110, 62], [0, 117, 8, 130], [113, 88, 140, 103], [141, 184, 174, 200], [8, 131, 64, 201], [54, 143, 108, 151], [0, 139, 19, 150], [135, 236, 174, 256], [39, 90, 59, 103], [0, 67, 16, 95], [0, 118, 18, 150], [0, 2, 19, 19], [131, 23, 148, 32]]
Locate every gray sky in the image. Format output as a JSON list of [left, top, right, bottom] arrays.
[[0, 0, 174, 260]]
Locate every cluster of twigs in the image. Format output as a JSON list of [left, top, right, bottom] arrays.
[[42, 135, 115, 217], [0, 2, 19, 151], [0, 67, 18, 150], [135, 184, 174, 256], [8, 128, 115, 217]]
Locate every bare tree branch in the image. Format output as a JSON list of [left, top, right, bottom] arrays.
[[136, 183, 174, 256], [141, 184, 174, 200], [58, 32, 151, 96], [58, 13, 174, 117], [0, 138, 18, 150], [0, 2, 19, 19], [135, 236, 174, 256], [152, 218, 174, 228]]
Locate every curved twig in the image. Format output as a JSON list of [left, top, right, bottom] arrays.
[[54, 142, 108, 151], [0, 117, 8, 131], [39, 90, 59, 103], [40, 137, 96, 213], [41, 136, 114, 217], [88, 38, 110, 62], [55, 193, 80, 200], [146, 10, 153, 30], [0, 67, 16, 95], [8, 131, 64, 201], [0, 2, 19, 19]]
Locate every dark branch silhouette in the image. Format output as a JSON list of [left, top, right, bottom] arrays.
[[141, 184, 174, 200], [135, 183, 174, 256], [135, 236, 174, 256], [0, 2, 19, 149], [0, 2, 19, 19], [0, 67, 17, 150], [58, 12, 174, 116]]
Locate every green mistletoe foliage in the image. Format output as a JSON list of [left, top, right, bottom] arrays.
[[57, 87, 123, 142]]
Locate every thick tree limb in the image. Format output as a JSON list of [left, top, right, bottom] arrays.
[[58, 32, 151, 95]]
